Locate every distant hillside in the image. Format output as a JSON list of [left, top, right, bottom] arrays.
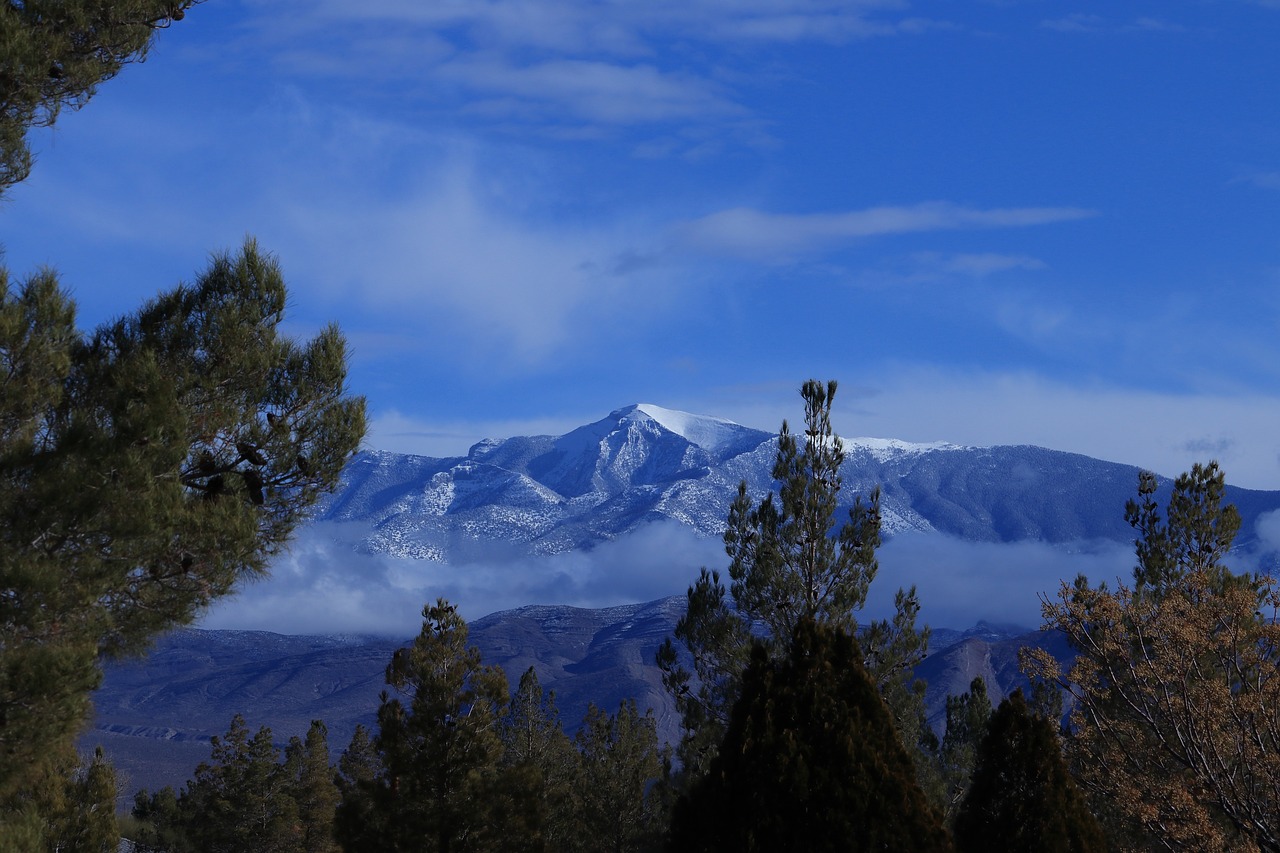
[[87, 600, 1044, 799]]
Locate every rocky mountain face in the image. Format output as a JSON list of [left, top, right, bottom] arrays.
[[83, 402, 1280, 799], [321, 404, 1280, 559]]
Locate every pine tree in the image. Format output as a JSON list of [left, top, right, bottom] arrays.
[[667, 619, 952, 852], [953, 691, 1103, 853], [332, 725, 390, 852], [282, 720, 340, 853], [0, 242, 365, 842], [657, 379, 931, 781], [940, 677, 993, 821], [500, 667, 577, 852], [0, 0, 201, 192], [571, 700, 668, 853], [130, 786, 186, 853], [335, 599, 513, 852], [175, 715, 302, 852]]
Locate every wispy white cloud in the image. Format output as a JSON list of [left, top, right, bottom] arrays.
[[937, 252, 1047, 277], [272, 158, 677, 364], [871, 534, 1133, 628], [1040, 14, 1188, 34], [440, 58, 744, 125], [239, 0, 941, 144], [283, 0, 921, 51], [674, 203, 1094, 261], [1235, 171, 1280, 190]]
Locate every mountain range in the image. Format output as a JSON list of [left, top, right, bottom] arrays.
[[83, 403, 1280, 799]]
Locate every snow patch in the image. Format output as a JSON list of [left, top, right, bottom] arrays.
[[633, 404, 750, 454], [845, 436, 972, 463]]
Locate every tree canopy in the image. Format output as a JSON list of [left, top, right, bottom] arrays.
[[667, 618, 952, 852], [953, 691, 1103, 853], [0, 0, 201, 193], [0, 241, 366, 844], [1026, 462, 1280, 851], [657, 379, 931, 780]]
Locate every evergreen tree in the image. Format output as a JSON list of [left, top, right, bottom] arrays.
[[667, 619, 952, 852], [332, 725, 390, 852], [2, 745, 122, 853], [133, 715, 342, 853], [335, 599, 512, 852], [176, 715, 301, 852], [0, 0, 201, 192], [657, 379, 931, 781], [939, 677, 992, 821], [500, 667, 577, 852], [572, 700, 668, 853], [953, 691, 1103, 853], [0, 242, 365, 842], [130, 785, 186, 853], [282, 720, 340, 853]]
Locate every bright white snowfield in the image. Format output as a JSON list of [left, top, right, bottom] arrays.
[[633, 404, 750, 457]]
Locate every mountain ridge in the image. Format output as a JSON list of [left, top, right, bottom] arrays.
[[83, 403, 1280, 800], [320, 403, 1280, 561]]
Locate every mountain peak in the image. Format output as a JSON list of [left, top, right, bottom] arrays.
[[623, 403, 766, 455]]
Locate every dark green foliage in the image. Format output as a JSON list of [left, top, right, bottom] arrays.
[[0, 0, 201, 191], [954, 691, 1103, 853], [1127, 461, 1243, 593], [57, 746, 120, 852], [335, 599, 513, 852], [658, 379, 931, 783], [129, 785, 184, 853], [501, 667, 577, 852], [1, 745, 122, 853], [335, 610, 673, 853], [133, 715, 341, 852], [283, 720, 341, 853], [180, 715, 298, 852], [572, 700, 669, 853], [939, 677, 992, 821], [667, 619, 952, 853], [332, 725, 388, 851], [0, 242, 365, 840]]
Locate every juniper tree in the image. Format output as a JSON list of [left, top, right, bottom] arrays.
[[953, 691, 1103, 853], [667, 619, 952, 852], [0, 0, 202, 193], [657, 379, 931, 780], [0, 242, 366, 843]]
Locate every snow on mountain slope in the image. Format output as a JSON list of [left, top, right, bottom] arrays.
[[315, 404, 1280, 563], [846, 436, 971, 463], [633, 403, 767, 459]]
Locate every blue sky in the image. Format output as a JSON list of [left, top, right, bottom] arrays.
[[8, 0, 1280, 489]]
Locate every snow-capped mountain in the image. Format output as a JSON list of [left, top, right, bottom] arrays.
[[319, 402, 1280, 560], [85, 404, 1280, 797]]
